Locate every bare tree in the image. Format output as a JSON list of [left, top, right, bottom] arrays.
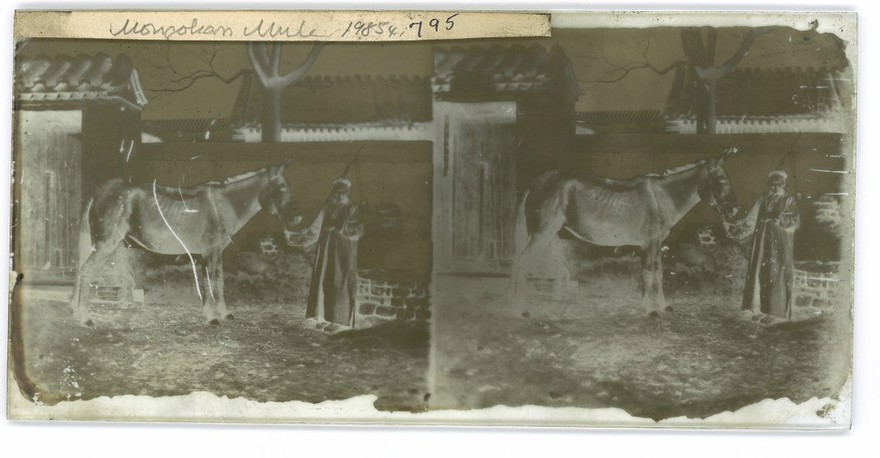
[[247, 42, 325, 142], [580, 28, 774, 134], [142, 45, 252, 97], [142, 42, 325, 143], [680, 27, 773, 134]]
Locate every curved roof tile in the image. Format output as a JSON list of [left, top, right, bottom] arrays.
[[15, 53, 146, 109], [432, 44, 581, 100]]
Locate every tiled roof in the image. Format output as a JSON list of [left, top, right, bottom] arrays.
[[432, 45, 582, 100], [577, 64, 851, 133], [230, 74, 432, 127], [231, 121, 433, 143], [577, 110, 665, 125], [666, 113, 849, 134], [15, 53, 148, 108]]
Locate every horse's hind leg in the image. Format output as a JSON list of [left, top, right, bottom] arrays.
[[200, 250, 230, 324], [654, 245, 670, 312], [71, 239, 123, 326], [210, 252, 232, 321], [641, 241, 659, 317]]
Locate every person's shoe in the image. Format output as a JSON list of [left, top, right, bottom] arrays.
[[325, 323, 352, 334]]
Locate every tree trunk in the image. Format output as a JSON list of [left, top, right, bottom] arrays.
[[261, 85, 284, 143], [693, 71, 719, 134], [681, 28, 769, 135], [705, 77, 718, 134]]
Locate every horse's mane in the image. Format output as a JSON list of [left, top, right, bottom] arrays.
[[219, 167, 269, 185], [646, 159, 706, 179], [587, 159, 707, 192], [149, 166, 269, 198]]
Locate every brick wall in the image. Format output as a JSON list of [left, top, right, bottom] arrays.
[[792, 262, 843, 320], [355, 272, 430, 328]]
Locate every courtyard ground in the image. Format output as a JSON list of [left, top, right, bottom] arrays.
[[11, 267, 429, 413], [431, 271, 851, 421]]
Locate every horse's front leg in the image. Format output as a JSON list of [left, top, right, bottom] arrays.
[[199, 258, 219, 325], [200, 249, 230, 324], [640, 242, 659, 316], [212, 252, 232, 321], [653, 243, 670, 312]]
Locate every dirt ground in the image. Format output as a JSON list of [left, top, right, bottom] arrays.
[[431, 272, 851, 421], [12, 268, 429, 413]]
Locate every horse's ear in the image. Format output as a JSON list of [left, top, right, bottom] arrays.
[[279, 158, 294, 174], [719, 147, 739, 165]]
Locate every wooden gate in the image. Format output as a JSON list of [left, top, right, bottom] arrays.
[[433, 102, 517, 273], [16, 110, 83, 282]]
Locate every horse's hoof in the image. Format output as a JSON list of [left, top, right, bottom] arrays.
[[224, 314, 235, 321], [84, 319, 94, 327], [209, 319, 221, 326], [648, 311, 660, 318], [664, 306, 674, 313]]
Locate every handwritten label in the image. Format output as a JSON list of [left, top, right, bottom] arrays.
[[15, 11, 550, 42]]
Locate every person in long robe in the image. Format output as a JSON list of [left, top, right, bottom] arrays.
[[298, 178, 364, 332], [732, 170, 800, 320]]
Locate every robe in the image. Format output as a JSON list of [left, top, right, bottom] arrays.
[[305, 199, 364, 327], [739, 191, 800, 319]]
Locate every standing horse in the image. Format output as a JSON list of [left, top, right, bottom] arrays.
[[72, 162, 303, 326], [511, 149, 740, 315]]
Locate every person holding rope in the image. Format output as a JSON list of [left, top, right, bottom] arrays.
[[288, 176, 364, 332], [728, 170, 800, 322]]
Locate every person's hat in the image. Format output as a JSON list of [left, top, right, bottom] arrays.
[[768, 170, 788, 181], [332, 178, 352, 188]]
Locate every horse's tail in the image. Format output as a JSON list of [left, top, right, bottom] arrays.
[[509, 186, 532, 304], [78, 198, 94, 267]]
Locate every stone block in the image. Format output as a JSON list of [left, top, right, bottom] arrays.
[[795, 295, 814, 308], [375, 305, 397, 317], [812, 298, 831, 309], [358, 302, 377, 315], [405, 296, 429, 308]]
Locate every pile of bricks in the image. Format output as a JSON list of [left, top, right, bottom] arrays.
[[355, 272, 431, 326]]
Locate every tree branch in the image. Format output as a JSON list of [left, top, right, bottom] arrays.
[[705, 28, 718, 65], [582, 39, 685, 84], [143, 68, 252, 95], [270, 43, 282, 77], [681, 28, 708, 66], [247, 42, 272, 85], [580, 59, 686, 84], [280, 42, 326, 87], [717, 27, 774, 73]]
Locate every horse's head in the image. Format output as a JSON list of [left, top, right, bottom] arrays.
[[698, 148, 740, 221], [259, 160, 304, 231]]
